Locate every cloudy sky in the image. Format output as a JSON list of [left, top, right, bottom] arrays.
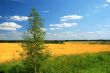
[[0, 0, 110, 40]]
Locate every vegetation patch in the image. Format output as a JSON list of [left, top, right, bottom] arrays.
[[0, 52, 110, 73]]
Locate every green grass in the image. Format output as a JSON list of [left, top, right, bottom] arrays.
[[0, 52, 110, 73], [41, 52, 110, 73], [0, 61, 25, 73]]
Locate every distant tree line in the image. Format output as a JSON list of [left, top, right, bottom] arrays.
[[0, 40, 64, 44], [0, 40, 110, 44]]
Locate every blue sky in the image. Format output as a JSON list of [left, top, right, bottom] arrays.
[[0, 0, 110, 40]]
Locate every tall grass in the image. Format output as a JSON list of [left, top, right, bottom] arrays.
[[0, 61, 25, 73], [0, 52, 110, 73], [41, 52, 110, 73]]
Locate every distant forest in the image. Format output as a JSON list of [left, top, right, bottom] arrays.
[[0, 40, 110, 44]]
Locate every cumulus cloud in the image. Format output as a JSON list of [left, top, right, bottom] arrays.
[[50, 23, 78, 28], [50, 28, 62, 30], [106, 0, 110, 3], [60, 15, 83, 22], [41, 11, 49, 13], [10, 15, 28, 21], [0, 22, 22, 31]]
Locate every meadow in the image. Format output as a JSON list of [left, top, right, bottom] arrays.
[[0, 41, 110, 73], [0, 41, 110, 63], [0, 52, 110, 73]]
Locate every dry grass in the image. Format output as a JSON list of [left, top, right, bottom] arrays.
[[0, 42, 110, 63]]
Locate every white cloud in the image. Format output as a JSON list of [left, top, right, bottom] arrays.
[[46, 30, 110, 40], [60, 15, 83, 22], [50, 23, 78, 28], [102, 4, 109, 7], [47, 23, 110, 40], [50, 28, 62, 30], [0, 22, 22, 31], [0, 31, 23, 40], [10, 15, 28, 21], [106, 0, 110, 3], [42, 11, 49, 13], [46, 32, 78, 40]]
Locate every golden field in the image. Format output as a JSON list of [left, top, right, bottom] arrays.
[[0, 42, 110, 63]]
